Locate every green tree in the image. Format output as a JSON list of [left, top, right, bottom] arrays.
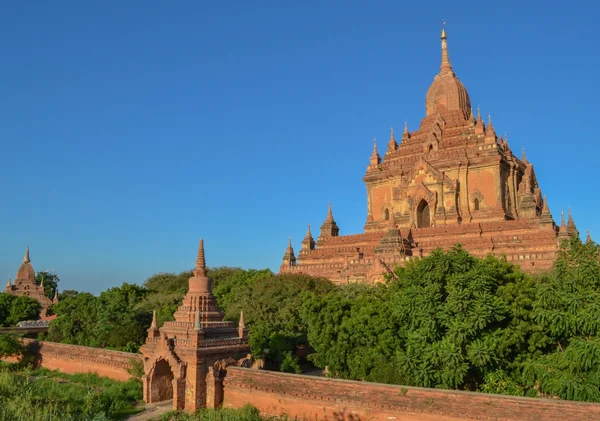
[[0, 294, 42, 326], [96, 283, 150, 351], [35, 271, 60, 299], [303, 246, 536, 391], [47, 292, 100, 345], [0, 333, 24, 359], [521, 236, 600, 401], [226, 273, 333, 371]]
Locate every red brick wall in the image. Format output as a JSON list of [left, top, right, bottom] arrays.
[[5, 339, 142, 382], [222, 367, 600, 421]]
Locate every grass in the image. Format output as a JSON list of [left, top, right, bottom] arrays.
[[0, 361, 143, 421]]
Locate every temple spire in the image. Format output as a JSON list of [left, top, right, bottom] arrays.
[[302, 223, 316, 251], [52, 289, 59, 304], [238, 310, 246, 338], [5, 277, 10, 288], [281, 237, 296, 267], [151, 310, 157, 329], [370, 138, 381, 165], [195, 239, 207, 278], [475, 107, 485, 135], [189, 238, 212, 294], [326, 202, 334, 221], [305, 223, 312, 239], [239, 311, 245, 329], [319, 202, 340, 239], [387, 127, 397, 154], [567, 208, 579, 237], [587, 229, 593, 244], [522, 148, 528, 164], [440, 21, 452, 73], [23, 247, 30, 264]]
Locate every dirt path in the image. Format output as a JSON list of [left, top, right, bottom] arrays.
[[126, 400, 173, 421]]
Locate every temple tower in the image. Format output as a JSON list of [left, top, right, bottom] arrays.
[[5, 247, 54, 319], [140, 239, 249, 412]]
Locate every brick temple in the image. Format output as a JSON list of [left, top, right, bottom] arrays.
[[140, 239, 249, 412], [4, 247, 58, 319], [280, 26, 579, 284]]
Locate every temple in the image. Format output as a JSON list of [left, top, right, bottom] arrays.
[[4, 247, 57, 319], [140, 239, 249, 412], [280, 26, 577, 284]]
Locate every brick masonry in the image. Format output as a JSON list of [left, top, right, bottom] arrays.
[[3, 338, 141, 382], [222, 367, 600, 421]]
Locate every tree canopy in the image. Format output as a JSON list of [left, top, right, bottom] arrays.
[[35, 271, 60, 299], [0, 294, 41, 327]]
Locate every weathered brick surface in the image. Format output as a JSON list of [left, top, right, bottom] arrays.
[[3, 338, 142, 381], [222, 367, 600, 421]]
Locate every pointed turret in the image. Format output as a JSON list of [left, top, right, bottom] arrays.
[[402, 122, 410, 140], [151, 310, 157, 329], [567, 208, 579, 238], [586, 230, 593, 244], [558, 210, 570, 241], [188, 239, 211, 294], [475, 107, 485, 135], [301, 223, 316, 251], [238, 310, 246, 339], [386, 128, 397, 154], [370, 138, 381, 165], [539, 195, 554, 226], [146, 309, 160, 339], [485, 114, 496, 142], [319, 202, 340, 239], [440, 21, 452, 73], [52, 289, 59, 304], [4, 277, 11, 292], [23, 247, 30, 264], [281, 237, 296, 267], [522, 148, 528, 165]]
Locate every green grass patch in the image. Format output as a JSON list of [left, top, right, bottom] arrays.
[[0, 361, 142, 421]]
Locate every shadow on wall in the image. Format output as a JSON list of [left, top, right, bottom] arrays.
[[22, 340, 42, 367]]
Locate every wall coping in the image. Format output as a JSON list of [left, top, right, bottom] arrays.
[[226, 366, 600, 408], [21, 338, 142, 358]]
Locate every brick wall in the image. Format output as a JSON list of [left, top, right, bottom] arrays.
[[222, 367, 600, 421], [5, 339, 142, 382]]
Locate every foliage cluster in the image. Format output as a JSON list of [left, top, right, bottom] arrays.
[[47, 283, 151, 352], [302, 237, 600, 402], [0, 361, 141, 421], [0, 294, 41, 327], [35, 271, 60, 299]]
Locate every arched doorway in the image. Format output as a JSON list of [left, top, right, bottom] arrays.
[[150, 359, 174, 402], [416, 200, 431, 228]]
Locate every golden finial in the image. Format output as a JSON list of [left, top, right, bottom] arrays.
[[441, 20, 447, 39]]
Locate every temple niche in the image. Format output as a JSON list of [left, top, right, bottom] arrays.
[[280, 25, 578, 284], [4, 247, 58, 320], [140, 239, 250, 412]]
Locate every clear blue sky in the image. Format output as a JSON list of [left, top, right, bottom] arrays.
[[1, 1, 598, 294]]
